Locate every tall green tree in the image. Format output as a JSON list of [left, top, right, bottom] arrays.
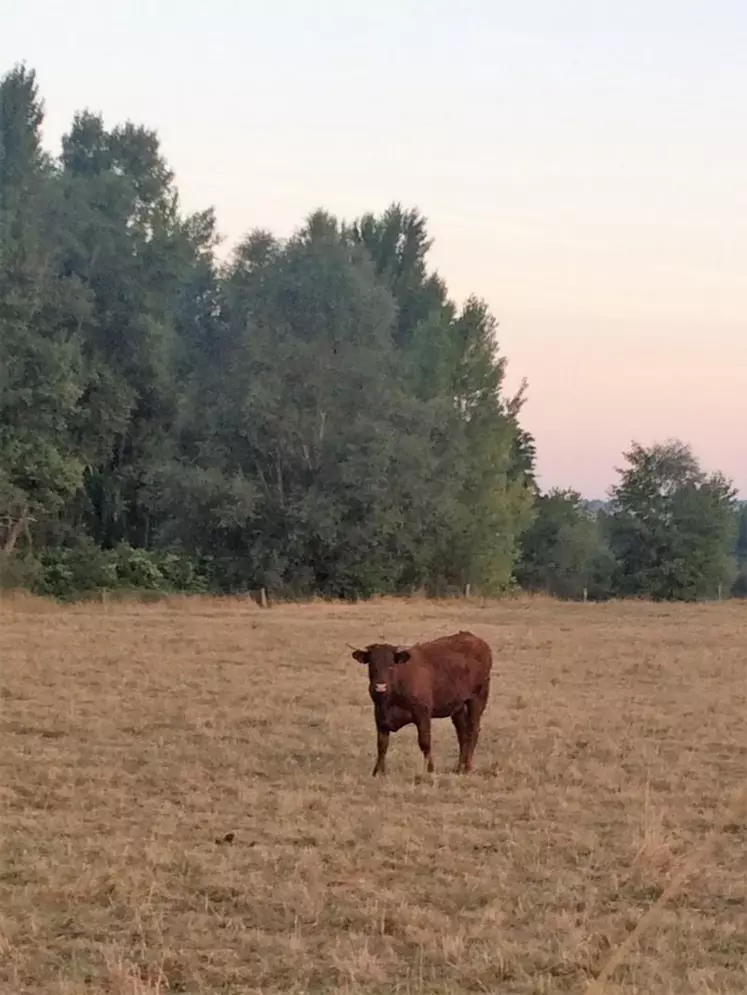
[[607, 440, 737, 601], [0, 64, 86, 556], [57, 111, 219, 548], [426, 295, 534, 592], [347, 204, 449, 348], [350, 205, 536, 592]]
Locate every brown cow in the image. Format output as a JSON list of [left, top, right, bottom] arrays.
[[351, 630, 492, 776]]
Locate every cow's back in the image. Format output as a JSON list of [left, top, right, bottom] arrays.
[[421, 630, 492, 674], [407, 630, 492, 715]]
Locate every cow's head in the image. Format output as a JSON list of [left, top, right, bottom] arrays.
[[351, 642, 411, 696]]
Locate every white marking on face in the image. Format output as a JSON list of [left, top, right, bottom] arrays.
[[374, 683, 388, 694]]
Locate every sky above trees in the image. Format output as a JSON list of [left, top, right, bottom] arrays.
[[2, 0, 745, 496]]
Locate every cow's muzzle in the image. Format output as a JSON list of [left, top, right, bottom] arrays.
[[373, 682, 388, 695]]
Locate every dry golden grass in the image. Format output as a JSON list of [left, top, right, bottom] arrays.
[[1, 594, 745, 994]]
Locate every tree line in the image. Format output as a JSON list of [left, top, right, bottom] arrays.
[[1, 65, 743, 602]]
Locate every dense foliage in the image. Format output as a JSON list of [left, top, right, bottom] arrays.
[[0, 65, 535, 599], [0, 65, 742, 601], [515, 489, 615, 600]]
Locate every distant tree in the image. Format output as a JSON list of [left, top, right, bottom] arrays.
[[516, 488, 614, 599], [732, 505, 747, 597], [607, 440, 737, 601], [736, 505, 747, 559]]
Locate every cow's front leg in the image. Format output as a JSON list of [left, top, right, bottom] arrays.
[[413, 710, 434, 774], [372, 727, 390, 776]]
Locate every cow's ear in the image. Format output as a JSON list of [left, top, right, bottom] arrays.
[[351, 649, 369, 664], [394, 648, 410, 664]]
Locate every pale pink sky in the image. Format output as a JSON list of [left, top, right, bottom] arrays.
[[5, 0, 746, 496]]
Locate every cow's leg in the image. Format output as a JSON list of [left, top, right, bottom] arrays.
[[372, 727, 390, 776], [451, 705, 470, 773], [465, 690, 488, 772], [413, 710, 434, 774]]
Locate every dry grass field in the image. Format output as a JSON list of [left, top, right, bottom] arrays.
[[1, 594, 746, 994]]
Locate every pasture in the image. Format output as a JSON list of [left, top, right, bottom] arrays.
[[1, 594, 745, 994]]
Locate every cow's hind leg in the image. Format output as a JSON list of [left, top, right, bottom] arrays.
[[451, 705, 470, 773], [413, 709, 434, 774], [465, 687, 489, 772], [372, 728, 390, 776]]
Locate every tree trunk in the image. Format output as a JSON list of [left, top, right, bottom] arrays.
[[3, 515, 27, 554]]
